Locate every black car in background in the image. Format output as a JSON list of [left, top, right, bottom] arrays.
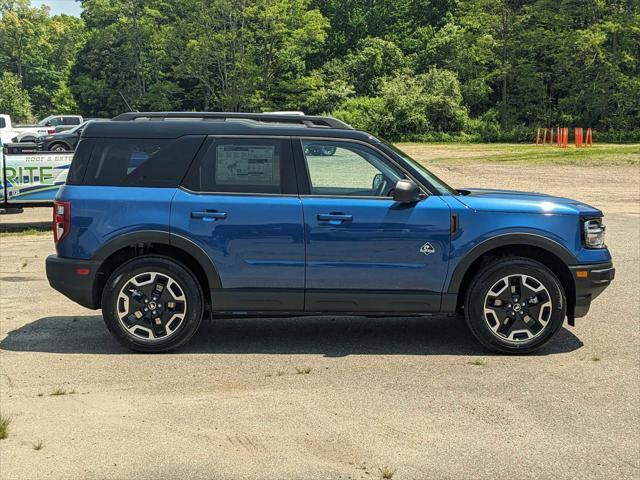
[[35, 119, 107, 151]]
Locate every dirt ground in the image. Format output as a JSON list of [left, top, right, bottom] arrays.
[[0, 162, 639, 480]]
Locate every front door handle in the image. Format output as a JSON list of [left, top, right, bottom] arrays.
[[317, 213, 353, 223], [191, 210, 227, 220]]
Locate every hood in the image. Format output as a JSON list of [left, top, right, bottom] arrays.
[[455, 188, 603, 216]]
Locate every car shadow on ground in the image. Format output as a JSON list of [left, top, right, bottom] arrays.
[[0, 314, 583, 356]]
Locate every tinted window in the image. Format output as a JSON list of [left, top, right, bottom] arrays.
[[301, 140, 403, 197], [66, 139, 95, 185], [0, 117, 6, 128], [63, 117, 81, 125], [183, 138, 289, 194], [82, 136, 204, 187]]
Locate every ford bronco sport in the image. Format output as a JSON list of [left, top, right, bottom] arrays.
[[46, 112, 614, 353]]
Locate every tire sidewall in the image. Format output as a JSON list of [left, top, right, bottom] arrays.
[[465, 258, 566, 354], [102, 256, 204, 352]]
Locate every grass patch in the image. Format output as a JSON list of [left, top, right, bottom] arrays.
[[398, 143, 640, 167], [378, 466, 396, 479], [468, 359, 487, 366], [295, 367, 312, 375], [0, 414, 10, 440], [0, 227, 50, 237], [32, 440, 44, 450], [50, 387, 76, 396]]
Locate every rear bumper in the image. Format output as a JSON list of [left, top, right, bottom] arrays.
[[46, 255, 101, 309], [569, 262, 615, 318]]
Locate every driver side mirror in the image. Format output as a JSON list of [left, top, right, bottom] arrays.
[[393, 179, 421, 203]]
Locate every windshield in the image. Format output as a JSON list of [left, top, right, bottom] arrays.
[[67, 122, 87, 134], [382, 142, 457, 195]]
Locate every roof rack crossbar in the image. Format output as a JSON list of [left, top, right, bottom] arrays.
[[111, 112, 353, 130]]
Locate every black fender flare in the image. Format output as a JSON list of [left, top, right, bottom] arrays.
[[446, 233, 578, 295], [92, 230, 222, 289]]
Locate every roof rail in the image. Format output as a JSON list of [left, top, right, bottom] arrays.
[[111, 112, 353, 130]]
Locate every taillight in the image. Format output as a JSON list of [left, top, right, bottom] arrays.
[[53, 200, 71, 244], [47, 128, 56, 134]]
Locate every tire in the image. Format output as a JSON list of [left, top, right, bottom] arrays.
[[101, 255, 204, 352], [49, 143, 69, 152], [464, 257, 566, 354]]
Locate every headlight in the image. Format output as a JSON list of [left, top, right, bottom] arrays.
[[583, 218, 606, 248]]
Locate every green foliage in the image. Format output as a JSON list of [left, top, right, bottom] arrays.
[[0, 71, 33, 121], [332, 96, 389, 137], [343, 37, 407, 96], [333, 68, 468, 139], [1, 0, 638, 141], [0, 1, 85, 117]]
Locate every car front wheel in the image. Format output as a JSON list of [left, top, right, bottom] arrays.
[[50, 143, 69, 152], [101, 256, 204, 352], [464, 257, 566, 354]]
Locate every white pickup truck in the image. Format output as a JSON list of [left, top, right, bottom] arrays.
[[0, 114, 83, 143]]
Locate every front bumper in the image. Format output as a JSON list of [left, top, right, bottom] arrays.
[[46, 255, 101, 309], [569, 262, 615, 319]]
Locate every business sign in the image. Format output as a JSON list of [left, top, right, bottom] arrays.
[[1, 152, 73, 203]]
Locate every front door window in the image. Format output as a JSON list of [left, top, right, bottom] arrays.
[[302, 140, 403, 197]]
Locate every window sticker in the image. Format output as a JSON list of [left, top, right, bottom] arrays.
[[215, 145, 277, 185]]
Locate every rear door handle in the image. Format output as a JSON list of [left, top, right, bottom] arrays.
[[191, 210, 227, 220], [317, 213, 353, 223]]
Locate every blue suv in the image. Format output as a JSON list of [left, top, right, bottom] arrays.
[[46, 112, 614, 353]]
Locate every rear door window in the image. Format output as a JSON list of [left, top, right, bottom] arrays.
[[82, 136, 204, 187], [182, 137, 296, 194]]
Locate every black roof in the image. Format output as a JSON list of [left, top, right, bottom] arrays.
[[82, 112, 378, 142]]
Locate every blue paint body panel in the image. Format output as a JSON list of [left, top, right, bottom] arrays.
[[56, 185, 175, 260], [447, 189, 611, 265], [301, 195, 451, 293], [170, 188, 305, 291]]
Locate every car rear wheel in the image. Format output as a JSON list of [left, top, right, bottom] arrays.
[[464, 257, 566, 354], [101, 256, 204, 352]]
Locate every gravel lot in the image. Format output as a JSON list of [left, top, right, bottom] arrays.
[[0, 162, 638, 480]]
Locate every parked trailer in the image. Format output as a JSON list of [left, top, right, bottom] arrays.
[[1, 142, 73, 209]]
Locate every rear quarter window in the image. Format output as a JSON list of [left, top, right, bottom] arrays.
[[66, 138, 95, 185], [81, 136, 205, 187]]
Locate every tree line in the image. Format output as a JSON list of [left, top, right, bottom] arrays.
[[1, 0, 638, 141]]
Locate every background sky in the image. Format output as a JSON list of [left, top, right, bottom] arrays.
[[31, 0, 82, 17]]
